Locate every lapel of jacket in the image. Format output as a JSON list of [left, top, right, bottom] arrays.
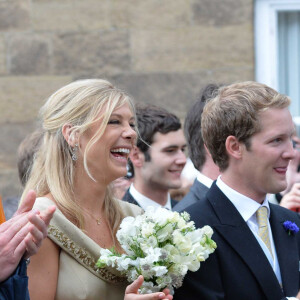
[[170, 198, 178, 208], [122, 189, 141, 207], [269, 204, 299, 296], [207, 184, 284, 300], [192, 180, 209, 201]]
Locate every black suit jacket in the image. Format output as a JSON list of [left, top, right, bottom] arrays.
[[173, 179, 209, 212], [174, 182, 300, 300], [122, 189, 178, 209]]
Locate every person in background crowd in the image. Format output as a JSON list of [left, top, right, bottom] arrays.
[[21, 79, 172, 300], [174, 81, 300, 299], [270, 134, 300, 212], [123, 104, 186, 211], [0, 190, 55, 298], [174, 83, 221, 212], [112, 164, 134, 199], [3, 129, 43, 219]]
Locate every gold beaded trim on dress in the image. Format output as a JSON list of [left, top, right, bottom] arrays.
[[48, 225, 127, 284]]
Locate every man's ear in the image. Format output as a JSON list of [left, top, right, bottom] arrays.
[[62, 124, 78, 147], [129, 146, 144, 167], [225, 136, 243, 159]]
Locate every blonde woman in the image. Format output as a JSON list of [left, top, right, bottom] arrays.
[[21, 79, 172, 300]]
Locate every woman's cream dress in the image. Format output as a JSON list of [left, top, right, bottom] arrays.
[[34, 197, 142, 300]]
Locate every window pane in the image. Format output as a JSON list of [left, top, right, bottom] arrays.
[[278, 11, 300, 117]]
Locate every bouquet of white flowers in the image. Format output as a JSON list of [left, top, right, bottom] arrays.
[[96, 207, 216, 294]]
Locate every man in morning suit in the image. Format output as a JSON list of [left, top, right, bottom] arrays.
[[122, 104, 186, 210], [174, 81, 300, 300], [173, 84, 221, 212]]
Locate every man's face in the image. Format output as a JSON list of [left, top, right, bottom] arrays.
[[240, 107, 295, 200], [140, 129, 187, 191]]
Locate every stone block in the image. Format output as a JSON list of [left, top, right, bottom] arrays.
[[31, 1, 110, 31], [0, 169, 22, 202], [112, 72, 211, 120], [0, 76, 72, 123], [0, 1, 30, 31], [131, 24, 254, 72], [112, 68, 254, 121], [111, 0, 191, 29], [53, 31, 130, 76], [0, 121, 36, 172], [0, 35, 6, 74], [192, 0, 253, 26], [8, 34, 51, 74], [208, 66, 254, 84]]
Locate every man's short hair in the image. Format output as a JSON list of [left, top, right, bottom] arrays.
[[184, 83, 221, 171], [202, 81, 291, 171], [17, 129, 43, 186], [135, 104, 182, 160]]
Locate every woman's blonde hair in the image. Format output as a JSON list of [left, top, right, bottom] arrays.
[[21, 79, 135, 246]]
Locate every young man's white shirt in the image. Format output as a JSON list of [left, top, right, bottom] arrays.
[[129, 184, 172, 211], [196, 172, 213, 189]]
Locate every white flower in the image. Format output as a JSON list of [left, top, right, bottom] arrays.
[[116, 257, 132, 271], [97, 207, 216, 294], [141, 221, 155, 237], [153, 265, 168, 277], [172, 230, 192, 254], [201, 225, 214, 237], [156, 223, 174, 242]]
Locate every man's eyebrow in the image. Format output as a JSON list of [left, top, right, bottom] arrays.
[[162, 144, 187, 150]]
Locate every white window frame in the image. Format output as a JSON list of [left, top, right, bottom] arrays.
[[255, 0, 300, 90]]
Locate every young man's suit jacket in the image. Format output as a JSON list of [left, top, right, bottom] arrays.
[[122, 189, 178, 209], [173, 179, 209, 212], [174, 182, 300, 300]]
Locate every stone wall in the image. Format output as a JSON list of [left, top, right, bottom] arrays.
[[0, 0, 254, 200]]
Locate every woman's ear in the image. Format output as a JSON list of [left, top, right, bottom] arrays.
[[62, 124, 78, 147], [225, 135, 243, 160]]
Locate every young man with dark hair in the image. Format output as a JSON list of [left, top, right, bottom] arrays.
[[174, 81, 300, 300], [123, 104, 186, 210], [174, 83, 221, 212]]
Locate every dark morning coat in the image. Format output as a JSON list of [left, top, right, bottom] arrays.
[[122, 189, 178, 209], [173, 182, 300, 300], [173, 179, 209, 212]]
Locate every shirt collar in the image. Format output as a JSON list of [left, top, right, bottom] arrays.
[[216, 176, 270, 222], [196, 172, 214, 188], [129, 184, 172, 211]]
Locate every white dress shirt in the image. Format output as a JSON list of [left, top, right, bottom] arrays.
[[216, 176, 283, 285], [196, 172, 214, 189], [129, 184, 172, 211]]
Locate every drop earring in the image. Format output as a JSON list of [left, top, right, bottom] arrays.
[[71, 144, 78, 161]]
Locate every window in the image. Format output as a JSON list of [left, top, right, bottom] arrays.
[[255, 0, 300, 118]]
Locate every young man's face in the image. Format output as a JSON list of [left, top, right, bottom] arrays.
[[240, 107, 295, 200], [140, 129, 187, 191]]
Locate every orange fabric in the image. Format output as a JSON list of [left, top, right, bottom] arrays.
[[0, 196, 6, 224]]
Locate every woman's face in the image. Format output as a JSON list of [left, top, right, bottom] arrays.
[[79, 102, 136, 184]]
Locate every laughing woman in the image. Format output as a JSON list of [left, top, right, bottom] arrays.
[[21, 79, 172, 300]]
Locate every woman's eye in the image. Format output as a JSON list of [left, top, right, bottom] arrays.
[[108, 120, 120, 125], [130, 123, 136, 128]]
